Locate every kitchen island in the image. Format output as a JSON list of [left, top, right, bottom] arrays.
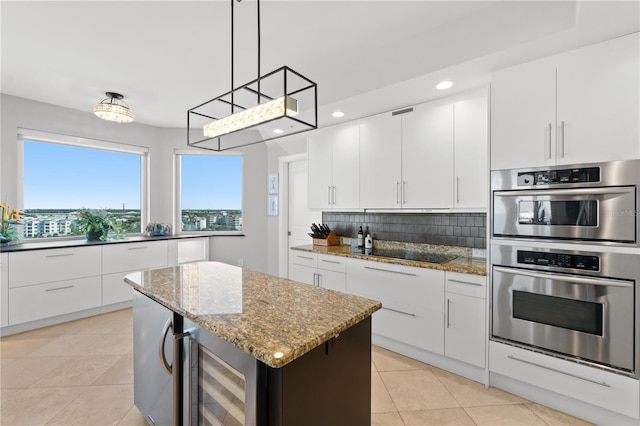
[[125, 261, 381, 426]]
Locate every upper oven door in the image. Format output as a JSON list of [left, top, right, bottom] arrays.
[[493, 186, 637, 244]]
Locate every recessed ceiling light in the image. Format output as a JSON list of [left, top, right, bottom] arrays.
[[332, 111, 345, 118], [273, 128, 284, 134], [436, 80, 455, 90]]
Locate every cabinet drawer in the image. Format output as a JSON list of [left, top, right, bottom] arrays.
[[103, 241, 168, 274], [9, 276, 102, 325], [347, 258, 444, 315], [103, 272, 134, 305], [291, 251, 317, 268], [177, 238, 208, 264], [9, 246, 101, 288], [318, 254, 346, 273], [373, 306, 444, 354], [445, 271, 486, 299], [490, 341, 640, 419]]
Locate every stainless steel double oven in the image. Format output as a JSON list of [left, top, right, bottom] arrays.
[[491, 159, 640, 378]]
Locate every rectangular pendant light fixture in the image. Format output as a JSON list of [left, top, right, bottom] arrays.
[[187, 0, 317, 152]]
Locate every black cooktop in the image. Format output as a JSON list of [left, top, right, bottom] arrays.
[[358, 248, 457, 264]]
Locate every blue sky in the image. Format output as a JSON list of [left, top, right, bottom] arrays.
[[24, 140, 242, 210]]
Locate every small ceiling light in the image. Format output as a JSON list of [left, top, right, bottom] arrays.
[[435, 80, 455, 90], [188, 0, 317, 152], [332, 111, 345, 118], [93, 92, 134, 123]]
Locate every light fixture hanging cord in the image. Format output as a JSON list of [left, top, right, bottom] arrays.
[[231, 0, 235, 114], [257, 0, 261, 103]]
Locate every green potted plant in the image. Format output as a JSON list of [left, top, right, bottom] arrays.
[[74, 208, 113, 241], [0, 202, 21, 244]]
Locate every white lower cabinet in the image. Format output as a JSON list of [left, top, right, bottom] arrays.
[[444, 272, 486, 368], [490, 341, 640, 420], [168, 237, 209, 266], [102, 241, 169, 304], [9, 276, 102, 325], [292, 251, 347, 292], [347, 258, 444, 354], [1, 253, 8, 327]]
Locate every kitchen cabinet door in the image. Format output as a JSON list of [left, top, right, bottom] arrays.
[[444, 293, 485, 368], [317, 269, 346, 292], [292, 264, 316, 286], [556, 33, 640, 164], [1, 253, 8, 327], [308, 127, 334, 209], [331, 125, 360, 208], [401, 102, 454, 208], [359, 113, 402, 208], [454, 89, 488, 209], [490, 57, 557, 170]]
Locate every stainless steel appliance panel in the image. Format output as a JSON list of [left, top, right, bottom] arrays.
[[491, 245, 639, 377], [491, 159, 639, 245], [133, 291, 175, 426]]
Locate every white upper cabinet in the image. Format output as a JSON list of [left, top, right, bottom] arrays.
[[454, 89, 488, 209], [555, 33, 640, 164], [359, 113, 402, 208], [491, 33, 640, 170], [402, 102, 454, 208], [308, 123, 360, 209]]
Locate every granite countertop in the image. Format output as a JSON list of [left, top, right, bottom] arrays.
[[125, 261, 381, 369], [291, 244, 487, 276], [0, 233, 206, 253]]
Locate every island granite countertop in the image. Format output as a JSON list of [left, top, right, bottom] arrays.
[[125, 261, 381, 369], [291, 244, 487, 276]]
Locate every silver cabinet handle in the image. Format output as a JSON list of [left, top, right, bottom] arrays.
[[45, 285, 74, 292], [402, 181, 407, 204], [382, 306, 416, 317], [506, 355, 610, 387], [159, 318, 173, 375], [455, 176, 460, 203], [296, 255, 313, 260], [332, 185, 336, 205], [396, 181, 401, 204], [560, 120, 565, 158], [364, 266, 417, 276], [128, 246, 148, 251], [328, 186, 332, 205], [321, 259, 341, 264], [447, 278, 483, 287], [547, 123, 552, 160], [316, 272, 322, 287], [494, 266, 632, 288], [45, 253, 74, 258], [446, 298, 451, 328]]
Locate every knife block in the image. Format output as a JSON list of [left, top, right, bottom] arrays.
[[313, 231, 339, 246]]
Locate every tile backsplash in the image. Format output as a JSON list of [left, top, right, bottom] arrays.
[[322, 212, 487, 249]]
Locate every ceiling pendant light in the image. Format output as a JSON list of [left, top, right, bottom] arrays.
[[93, 92, 134, 123], [188, 0, 317, 151]]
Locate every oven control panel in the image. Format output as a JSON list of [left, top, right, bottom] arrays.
[[517, 250, 600, 271], [517, 166, 600, 186]]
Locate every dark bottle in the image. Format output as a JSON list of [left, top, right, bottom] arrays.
[[357, 226, 364, 248]]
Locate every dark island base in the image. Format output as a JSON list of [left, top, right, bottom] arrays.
[[261, 318, 372, 426]]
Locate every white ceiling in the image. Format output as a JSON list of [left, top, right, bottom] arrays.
[[2, 1, 639, 129]]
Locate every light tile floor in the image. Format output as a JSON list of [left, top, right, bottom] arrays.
[[0, 308, 592, 425]]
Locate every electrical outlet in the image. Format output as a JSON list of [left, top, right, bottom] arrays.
[[238, 258, 244, 267]]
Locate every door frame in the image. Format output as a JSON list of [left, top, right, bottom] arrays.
[[277, 153, 308, 278]]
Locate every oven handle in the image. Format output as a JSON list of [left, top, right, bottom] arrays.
[[494, 266, 633, 288], [494, 187, 634, 197]]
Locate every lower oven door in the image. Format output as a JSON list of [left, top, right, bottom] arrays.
[[492, 266, 635, 374]]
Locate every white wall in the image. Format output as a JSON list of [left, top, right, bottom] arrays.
[[0, 94, 269, 273]]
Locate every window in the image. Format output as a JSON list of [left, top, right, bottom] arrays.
[[20, 130, 147, 240], [177, 152, 243, 233]]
